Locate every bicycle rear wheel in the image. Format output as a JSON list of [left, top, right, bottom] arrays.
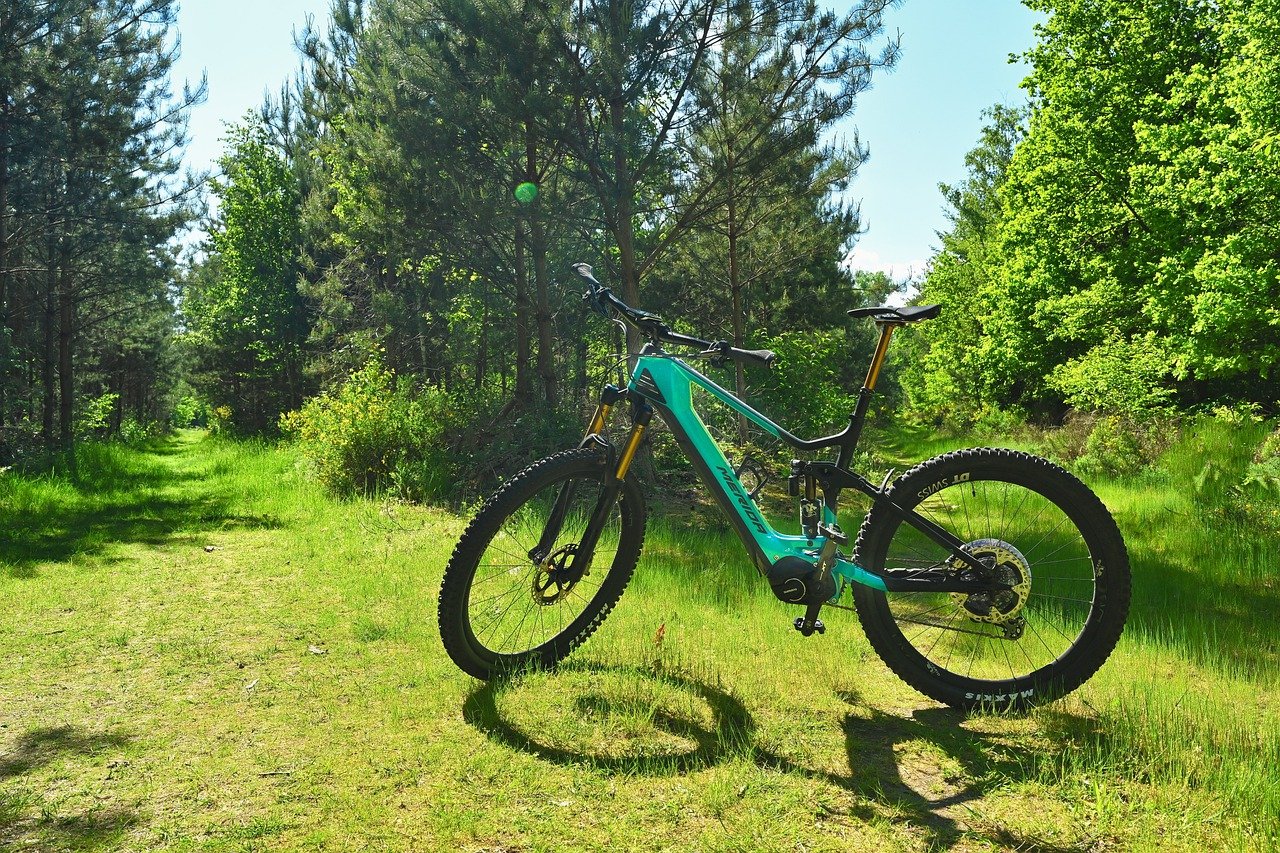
[[438, 448, 646, 679], [852, 448, 1130, 710]]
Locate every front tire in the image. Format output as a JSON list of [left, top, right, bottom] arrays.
[[438, 448, 646, 679], [852, 448, 1130, 710]]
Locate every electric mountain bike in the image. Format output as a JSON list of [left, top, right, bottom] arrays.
[[438, 263, 1131, 710]]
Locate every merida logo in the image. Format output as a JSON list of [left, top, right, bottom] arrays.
[[717, 466, 768, 534]]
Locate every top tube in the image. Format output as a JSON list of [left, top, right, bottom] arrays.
[[633, 354, 850, 452]]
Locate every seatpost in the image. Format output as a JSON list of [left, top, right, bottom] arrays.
[[836, 321, 901, 468]]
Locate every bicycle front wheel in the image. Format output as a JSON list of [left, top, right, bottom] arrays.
[[438, 448, 646, 679], [852, 448, 1130, 710]]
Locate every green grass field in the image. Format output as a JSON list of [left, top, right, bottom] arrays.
[[1, 430, 1277, 851]]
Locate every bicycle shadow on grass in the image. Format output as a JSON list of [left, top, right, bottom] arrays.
[[0, 725, 141, 850], [808, 690, 1085, 852], [462, 662, 755, 774], [463, 664, 1086, 851]]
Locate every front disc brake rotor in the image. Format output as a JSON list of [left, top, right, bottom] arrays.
[[950, 538, 1032, 624], [531, 544, 579, 606]]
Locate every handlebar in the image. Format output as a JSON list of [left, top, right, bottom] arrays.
[[573, 262, 775, 369]]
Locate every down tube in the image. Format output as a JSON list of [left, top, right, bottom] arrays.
[[631, 358, 813, 572], [649, 400, 779, 574]]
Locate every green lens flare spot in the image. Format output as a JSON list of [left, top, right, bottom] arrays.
[[514, 182, 538, 203]]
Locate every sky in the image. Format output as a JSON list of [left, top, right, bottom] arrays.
[[171, 0, 1042, 276], [837, 0, 1043, 280]]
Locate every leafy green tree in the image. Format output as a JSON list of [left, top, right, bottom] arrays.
[[1128, 0, 1280, 392], [903, 104, 1025, 422], [187, 118, 308, 433], [647, 0, 890, 435], [0, 1, 200, 457], [554, 0, 898, 358], [911, 1, 1280, 421]]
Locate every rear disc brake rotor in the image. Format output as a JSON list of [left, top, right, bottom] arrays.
[[949, 538, 1031, 624]]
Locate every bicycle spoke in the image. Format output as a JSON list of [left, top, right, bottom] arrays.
[[876, 470, 1101, 684]]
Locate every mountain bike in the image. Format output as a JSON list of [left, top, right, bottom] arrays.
[[437, 263, 1131, 710]]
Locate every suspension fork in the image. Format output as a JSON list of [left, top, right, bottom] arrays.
[[564, 399, 651, 576], [528, 385, 633, 565]]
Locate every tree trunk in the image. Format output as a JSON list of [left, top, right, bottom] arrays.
[[475, 297, 488, 390], [727, 155, 748, 443], [513, 218, 533, 406], [527, 124, 556, 406], [0, 116, 8, 431], [610, 95, 642, 362], [415, 284, 430, 378], [41, 264, 55, 449], [57, 242, 73, 451]]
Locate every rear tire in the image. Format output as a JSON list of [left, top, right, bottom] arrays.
[[438, 448, 646, 679], [852, 448, 1130, 710]]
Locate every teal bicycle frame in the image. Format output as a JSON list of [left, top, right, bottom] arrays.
[[549, 261, 1017, 637], [625, 352, 889, 596]]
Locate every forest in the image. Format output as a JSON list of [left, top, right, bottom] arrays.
[[2, 0, 1278, 496]]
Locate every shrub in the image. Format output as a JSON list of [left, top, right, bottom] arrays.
[[1074, 416, 1147, 478], [1048, 333, 1176, 418], [1033, 413, 1177, 478], [118, 416, 163, 444], [172, 394, 210, 428], [752, 331, 856, 439], [210, 405, 235, 435], [75, 392, 121, 440], [969, 404, 1029, 442], [281, 358, 458, 502]]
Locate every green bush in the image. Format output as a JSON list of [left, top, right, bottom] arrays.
[[1026, 413, 1176, 478], [281, 358, 458, 502], [1074, 416, 1147, 478], [1048, 334, 1176, 418], [969, 404, 1030, 442], [752, 331, 856, 439], [75, 392, 121, 440], [1159, 413, 1278, 526], [118, 416, 163, 445], [171, 394, 210, 428]]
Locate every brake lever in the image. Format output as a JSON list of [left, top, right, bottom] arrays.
[[698, 341, 731, 370], [582, 288, 610, 318]]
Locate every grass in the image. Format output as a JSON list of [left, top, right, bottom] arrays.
[[0, 428, 1277, 851]]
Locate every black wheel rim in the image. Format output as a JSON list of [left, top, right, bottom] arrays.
[[877, 476, 1100, 685], [465, 474, 623, 658]]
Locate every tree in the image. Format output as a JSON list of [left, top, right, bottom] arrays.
[[909, 1, 1280, 420], [187, 118, 308, 433], [650, 0, 889, 434], [554, 0, 898, 357], [903, 104, 1026, 421], [0, 1, 200, 458]]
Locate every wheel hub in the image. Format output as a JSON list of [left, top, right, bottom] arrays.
[[949, 538, 1031, 625], [531, 544, 583, 606]]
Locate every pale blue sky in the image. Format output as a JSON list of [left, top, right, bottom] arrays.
[[172, 0, 1041, 274]]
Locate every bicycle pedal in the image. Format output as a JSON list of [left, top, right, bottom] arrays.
[[792, 616, 825, 636]]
